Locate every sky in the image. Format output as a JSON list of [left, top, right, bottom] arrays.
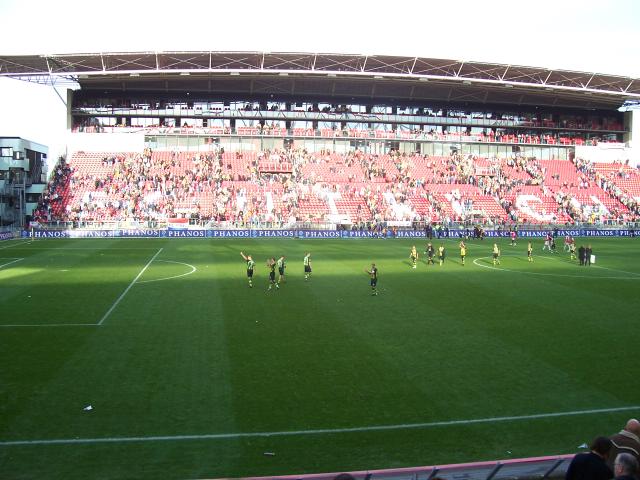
[[0, 0, 639, 159], [1, 0, 638, 76]]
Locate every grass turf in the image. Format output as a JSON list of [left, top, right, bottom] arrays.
[[0, 236, 639, 479]]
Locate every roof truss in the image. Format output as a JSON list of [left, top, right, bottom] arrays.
[[0, 52, 637, 103]]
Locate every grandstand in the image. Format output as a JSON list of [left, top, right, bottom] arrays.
[[1, 52, 640, 480], [0, 52, 638, 230]]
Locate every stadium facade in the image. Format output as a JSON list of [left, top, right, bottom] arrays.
[[0, 51, 639, 229]]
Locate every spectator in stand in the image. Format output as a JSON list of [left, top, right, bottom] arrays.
[[565, 436, 614, 480], [607, 419, 640, 473]]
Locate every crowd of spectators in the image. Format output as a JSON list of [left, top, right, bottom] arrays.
[[32, 159, 73, 223], [73, 122, 620, 147], [565, 419, 640, 480], [325, 418, 640, 480], [573, 157, 640, 222], [31, 147, 640, 227]]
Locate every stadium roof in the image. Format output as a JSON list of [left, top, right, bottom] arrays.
[[1, 51, 639, 110]]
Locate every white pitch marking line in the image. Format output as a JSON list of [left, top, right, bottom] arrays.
[[0, 240, 30, 250], [137, 260, 197, 284], [0, 323, 99, 328], [592, 265, 640, 277], [0, 405, 637, 447], [0, 258, 24, 269], [472, 256, 640, 280], [97, 248, 163, 326], [22, 247, 161, 251]]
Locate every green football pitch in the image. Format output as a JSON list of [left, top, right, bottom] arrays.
[[1, 236, 639, 479]]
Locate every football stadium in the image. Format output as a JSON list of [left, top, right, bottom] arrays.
[[1, 29, 640, 480]]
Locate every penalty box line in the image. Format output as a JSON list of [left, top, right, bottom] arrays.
[[97, 248, 163, 326], [0, 239, 31, 250], [0, 405, 637, 447], [0, 258, 24, 269], [0, 249, 163, 328]]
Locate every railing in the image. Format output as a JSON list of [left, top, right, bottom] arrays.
[[27, 220, 640, 232], [71, 106, 626, 133], [70, 126, 623, 147]]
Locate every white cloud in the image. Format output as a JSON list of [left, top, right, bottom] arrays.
[[0, 0, 638, 76]]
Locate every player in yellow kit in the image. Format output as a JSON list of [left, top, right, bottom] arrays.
[[492, 243, 501, 266], [410, 245, 418, 269], [459, 240, 466, 266]]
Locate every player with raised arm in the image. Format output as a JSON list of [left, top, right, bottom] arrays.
[[240, 251, 255, 288], [365, 263, 378, 296], [267, 257, 278, 290], [410, 245, 418, 269], [303, 252, 312, 281], [277, 255, 286, 285]]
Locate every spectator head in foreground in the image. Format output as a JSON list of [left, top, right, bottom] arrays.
[[608, 419, 640, 472], [613, 452, 638, 479], [592, 436, 614, 459]]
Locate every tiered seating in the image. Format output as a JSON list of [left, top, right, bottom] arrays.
[[406, 193, 439, 221], [593, 163, 640, 198], [299, 154, 365, 183], [539, 160, 581, 187], [334, 198, 371, 222], [36, 150, 639, 226], [472, 196, 510, 220], [504, 185, 571, 224]]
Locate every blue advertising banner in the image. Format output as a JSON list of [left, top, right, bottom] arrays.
[[22, 228, 636, 239], [298, 230, 342, 239]]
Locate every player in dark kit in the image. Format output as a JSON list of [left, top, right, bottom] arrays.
[[365, 263, 378, 296], [267, 257, 278, 290], [425, 242, 435, 265], [578, 245, 586, 265], [240, 251, 255, 287]]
